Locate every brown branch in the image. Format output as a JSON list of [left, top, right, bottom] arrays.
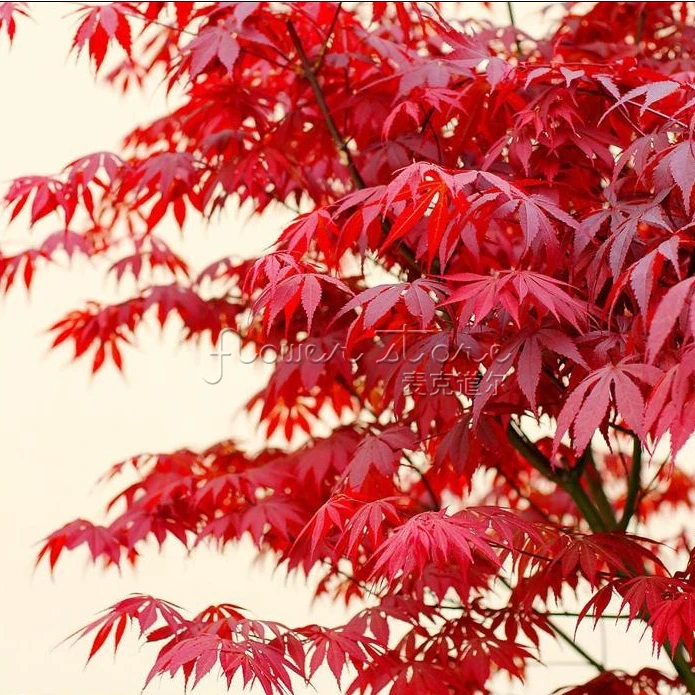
[[583, 449, 618, 530], [618, 436, 642, 531], [286, 18, 420, 275], [506, 420, 607, 532], [313, 2, 342, 72], [286, 19, 366, 190], [400, 456, 440, 511]]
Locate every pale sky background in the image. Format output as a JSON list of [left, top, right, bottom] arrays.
[[0, 4, 677, 695]]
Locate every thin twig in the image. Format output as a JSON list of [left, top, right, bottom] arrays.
[[286, 19, 366, 190], [286, 18, 421, 275], [552, 622, 606, 672], [400, 457, 440, 511], [505, 2, 522, 55], [313, 2, 342, 72], [498, 577, 605, 672]]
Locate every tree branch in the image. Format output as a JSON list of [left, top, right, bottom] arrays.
[[313, 2, 342, 72], [618, 436, 642, 531], [286, 18, 420, 275], [509, 426, 695, 691], [552, 621, 606, 672], [672, 650, 695, 693], [498, 577, 604, 672], [506, 420, 607, 532], [583, 449, 618, 530], [505, 1, 523, 55], [286, 19, 366, 190]]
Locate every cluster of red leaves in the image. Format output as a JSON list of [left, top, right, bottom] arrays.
[[7, 2, 695, 694]]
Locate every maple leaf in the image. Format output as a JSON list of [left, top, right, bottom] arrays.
[[0, 2, 28, 44], [253, 268, 352, 337], [518, 532, 664, 606], [0, 247, 49, 292], [345, 427, 416, 489], [654, 140, 695, 214], [288, 493, 414, 574], [298, 624, 382, 686], [470, 325, 588, 418], [146, 629, 302, 694], [590, 576, 695, 656], [72, 594, 186, 662], [49, 285, 241, 372], [443, 270, 588, 329], [647, 277, 695, 362], [556, 669, 680, 695], [645, 346, 695, 455], [36, 519, 123, 571], [108, 236, 189, 283], [4, 175, 75, 225], [613, 236, 680, 316], [600, 80, 682, 124], [554, 360, 662, 453], [334, 278, 447, 346], [71, 3, 133, 71], [181, 13, 251, 79], [371, 509, 502, 588]]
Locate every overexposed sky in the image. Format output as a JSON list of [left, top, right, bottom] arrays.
[[0, 4, 672, 695]]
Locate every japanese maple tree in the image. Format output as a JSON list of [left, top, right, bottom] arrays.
[[5, 1, 695, 693]]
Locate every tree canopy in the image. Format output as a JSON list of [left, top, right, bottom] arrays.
[[4, 2, 695, 693]]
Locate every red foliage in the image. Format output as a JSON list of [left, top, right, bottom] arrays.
[[7, 2, 695, 693]]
